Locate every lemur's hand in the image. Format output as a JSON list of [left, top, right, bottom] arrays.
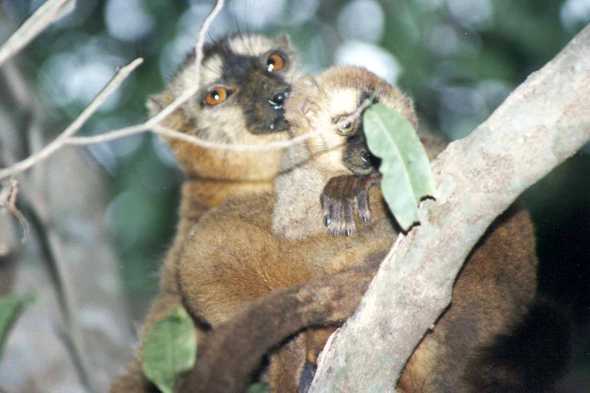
[[320, 174, 380, 236]]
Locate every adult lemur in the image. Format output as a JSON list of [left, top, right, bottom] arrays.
[[111, 32, 302, 392], [113, 37, 568, 390], [176, 67, 568, 392]]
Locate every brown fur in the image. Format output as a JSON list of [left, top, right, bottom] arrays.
[[177, 267, 377, 393], [397, 203, 537, 392], [110, 33, 302, 392], [173, 67, 425, 391], [174, 67, 537, 392], [172, 201, 537, 393], [113, 66, 538, 393]]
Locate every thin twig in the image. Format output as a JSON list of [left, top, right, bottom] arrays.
[[0, 0, 76, 66], [0, 58, 143, 180], [333, 92, 377, 132], [66, 123, 317, 151], [1, 0, 319, 180], [0, 178, 30, 243], [0, 59, 96, 392], [65, 124, 148, 146], [145, 0, 226, 127]]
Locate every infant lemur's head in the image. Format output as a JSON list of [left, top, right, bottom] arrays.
[[285, 66, 417, 176]]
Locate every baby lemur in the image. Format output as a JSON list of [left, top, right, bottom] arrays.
[[111, 32, 302, 392], [176, 67, 561, 393]]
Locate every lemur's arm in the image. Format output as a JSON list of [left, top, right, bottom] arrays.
[[177, 266, 378, 393]]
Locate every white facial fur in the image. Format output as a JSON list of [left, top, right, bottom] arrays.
[[273, 66, 415, 240], [167, 34, 301, 144], [273, 84, 365, 239]]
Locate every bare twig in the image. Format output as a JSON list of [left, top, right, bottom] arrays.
[[1, 55, 97, 392], [66, 124, 317, 151], [0, 178, 30, 243], [0, 0, 76, 66], [0, 58, 143, 180], [1, 0, 317, 182], [146, 0, 226, 127], [333, 90, 379, 133]]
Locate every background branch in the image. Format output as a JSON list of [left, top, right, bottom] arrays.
[[0, 0, 316, 182], [0, 57, 143, 180], [0, 0, 75, 66], [0, 32, 134, 393], [310, 22, 590, 393]]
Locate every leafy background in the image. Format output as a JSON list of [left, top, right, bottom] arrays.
[[0, 0, 589, 391]]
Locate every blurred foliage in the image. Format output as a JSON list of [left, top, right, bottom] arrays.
[[247, 382, 271, 393], [0, 296, 30, 359], [2, 0, 589, 371]]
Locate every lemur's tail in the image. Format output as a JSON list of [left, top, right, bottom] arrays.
[[466, 297, 573, 393]]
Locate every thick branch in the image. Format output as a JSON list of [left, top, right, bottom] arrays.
[[309, 23, 590, 392]]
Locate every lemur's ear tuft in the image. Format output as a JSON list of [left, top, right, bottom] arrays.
[[146, 93, 167, 117], [297, 75, 319, 93], [290, 76, 320, 126], [275, 33, 292, 49]]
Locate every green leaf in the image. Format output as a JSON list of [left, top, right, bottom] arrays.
[[142, 306, 197, 393], [247, 382, 271, 393], [0, 296, 31, 359], [363, 103, 435, 231]]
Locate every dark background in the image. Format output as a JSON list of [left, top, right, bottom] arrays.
[[0, 0, 589, 391]]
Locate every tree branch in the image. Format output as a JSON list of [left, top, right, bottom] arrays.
[[309, 23, 590, 392], [0, 58, 143, 180], [0, 0, 75, 66]]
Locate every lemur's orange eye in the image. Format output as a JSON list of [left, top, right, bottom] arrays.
[[266, 52, 286, 72], [205, 86, 230, 106]]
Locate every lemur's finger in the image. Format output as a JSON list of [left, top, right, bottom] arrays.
[[342, 196, 357, 236], [320, 193, 331, 226]]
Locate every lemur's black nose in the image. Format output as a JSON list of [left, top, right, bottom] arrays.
[[269, 90, 289, 110], [360, 151, 381, 169]]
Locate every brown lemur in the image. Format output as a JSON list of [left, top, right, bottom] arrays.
[[176, 66, 555, 393], [111, 32, 304, 392], [173, 66, 440, 392], [151, 32, 303, 234], [115, 44, 564, 391]]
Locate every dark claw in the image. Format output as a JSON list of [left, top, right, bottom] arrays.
[[324, 215, 330, 227]]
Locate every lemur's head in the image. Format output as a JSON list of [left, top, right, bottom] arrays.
[[148, 33, 302, 179], [285, 66, 417, 177]]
